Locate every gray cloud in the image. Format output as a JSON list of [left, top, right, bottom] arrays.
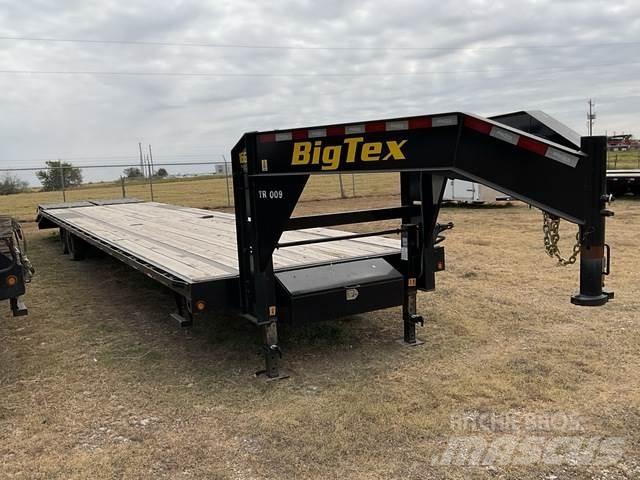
[[0, 0, 639, 183]]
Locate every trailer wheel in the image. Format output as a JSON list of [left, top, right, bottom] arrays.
[[60, 228, 69, 254], [68, 234, 88, 261]]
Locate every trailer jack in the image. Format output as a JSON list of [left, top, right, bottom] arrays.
[[170, 293, 194, 327], [256, 322, 289, 381]]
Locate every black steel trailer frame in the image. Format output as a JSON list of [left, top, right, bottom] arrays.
[[489, 111, 640, 198], [232, 111, 613, 378], [37, 110, 613, 379]]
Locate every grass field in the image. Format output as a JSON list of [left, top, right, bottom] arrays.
[[0, 192, 638, 479], [0, 173, 398, 222], [0, 148, 637, 222], [608, 150, 640, 170]]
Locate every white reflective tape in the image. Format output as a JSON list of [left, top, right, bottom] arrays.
[[346, 124, 365, 134], [275, 132, 292, 141], [546, 147, 580, 168], [386, 120, 408, 131], [432, 115, 458, 127], [308, 128, 326, 138], [490, 126, 519, 145]]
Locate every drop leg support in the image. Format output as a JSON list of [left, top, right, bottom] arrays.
[[170, 293, 193, 327], [256, 322, 288, 381], [10, 296, 28, 317], [401, 289, 424, 346]]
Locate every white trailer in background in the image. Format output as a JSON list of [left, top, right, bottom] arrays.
[[442, 179, 505, 203]]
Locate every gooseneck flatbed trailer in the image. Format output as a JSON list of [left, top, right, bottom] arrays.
[[607, 169, 640, 196], [38, 110, 613, 379]]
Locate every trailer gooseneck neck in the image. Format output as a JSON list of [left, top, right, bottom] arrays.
[[232, 111, 613, 378]]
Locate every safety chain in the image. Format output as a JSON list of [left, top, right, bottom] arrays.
[[542, 212, 582, 266], [11, 218, 34, 281]]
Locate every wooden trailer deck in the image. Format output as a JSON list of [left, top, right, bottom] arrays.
[[37, 200, 401, 284]]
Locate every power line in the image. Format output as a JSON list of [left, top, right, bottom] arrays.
[[0, 161, 226, 172], [1, 60, 639, 78], [1, 35, 639, 51], [0, 152, 225, 163]]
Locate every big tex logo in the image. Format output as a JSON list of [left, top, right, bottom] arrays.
[[291, 137, 407, 171]]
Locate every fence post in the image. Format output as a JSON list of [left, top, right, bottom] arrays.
[[148, 145, 155, 202], [59, 162, 66, 202], [147, 159, 155, 201], [120, 176, 126, 198], [223, 155, 231, 207]]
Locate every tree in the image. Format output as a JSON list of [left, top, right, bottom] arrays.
[[123, 167, 144, 178], [36, 160, 82, 191], [156, 168, 168, 178], [0, 174, 29, 195]]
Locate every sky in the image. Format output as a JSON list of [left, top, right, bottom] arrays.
[[0, 0, 639, 185]]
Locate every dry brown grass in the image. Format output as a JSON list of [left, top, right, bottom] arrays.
[[0, 195, 639, 479], [0, 173, 399, 222]]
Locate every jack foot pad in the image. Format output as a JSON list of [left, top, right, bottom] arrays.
[[571, 293, 610, 307], [170, 312, 193, 327], [254, 370, 290, 382], [10, 297, 28, 317], [396, 338, 425, 347]]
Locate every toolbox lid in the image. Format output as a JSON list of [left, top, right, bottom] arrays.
[[276, 258, 402, 296]]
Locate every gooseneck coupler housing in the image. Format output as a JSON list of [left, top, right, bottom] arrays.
[[571, 135, 612, 306], [232, 111, 612, 378]]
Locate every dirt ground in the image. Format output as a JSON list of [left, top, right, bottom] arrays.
[[0, 195, 638, 479]]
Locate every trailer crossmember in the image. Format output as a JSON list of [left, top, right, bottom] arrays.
[[277, 228, 402, 249]]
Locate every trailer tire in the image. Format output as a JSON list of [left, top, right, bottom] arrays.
[[68, 234, 88, 261], [60, 228, 69, 254]]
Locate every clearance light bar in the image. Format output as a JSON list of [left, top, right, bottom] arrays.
[[258, 114, 458, 143], [258, 113, 581, 168]]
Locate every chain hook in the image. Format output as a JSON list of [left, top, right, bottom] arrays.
[[542, 212, 582, 266]]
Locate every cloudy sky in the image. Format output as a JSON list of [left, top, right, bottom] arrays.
[[1, 0, 639, 183]]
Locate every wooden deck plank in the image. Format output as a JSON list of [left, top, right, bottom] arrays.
[[43, 201, 400, 283], [77, 208, 342, 269]]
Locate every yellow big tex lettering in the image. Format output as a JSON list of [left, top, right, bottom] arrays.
[[291, 137, 407, 170]]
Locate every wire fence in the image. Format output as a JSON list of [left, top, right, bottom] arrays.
[[0, 161, 400, 221], [607, 150, 640, 169], [1, 149, 636, 221]]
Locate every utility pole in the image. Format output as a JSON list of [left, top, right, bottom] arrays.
[[587, 99, 596, 136], [145, 153, 155, 201], [138, 142, 144, 176], [148, 144, 154, 177]]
